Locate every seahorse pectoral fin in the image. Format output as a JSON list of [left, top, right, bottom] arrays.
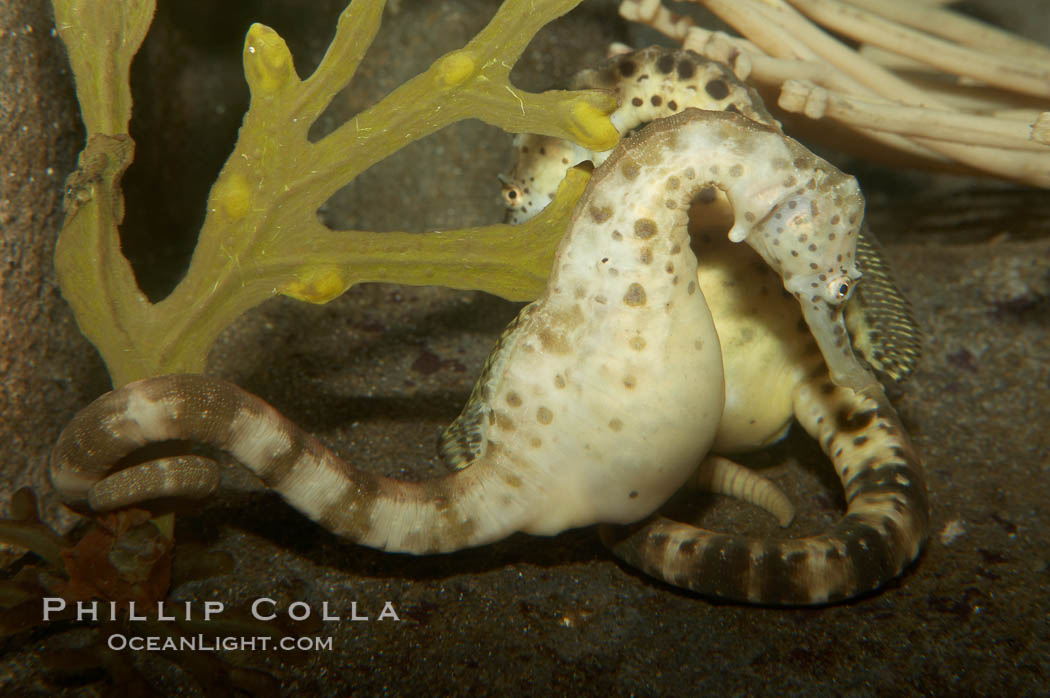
[[845, 227, 923, 382]]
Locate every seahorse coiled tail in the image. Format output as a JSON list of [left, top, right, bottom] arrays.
[[602, 373, 929, 605]]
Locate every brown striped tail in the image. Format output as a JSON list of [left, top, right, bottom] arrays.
[[49, 374, 543, 554], [601, 373, 929, 605]]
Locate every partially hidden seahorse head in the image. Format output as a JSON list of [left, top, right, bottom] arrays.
[[500, 134, 587, 224], [501, 46, 777, 225]]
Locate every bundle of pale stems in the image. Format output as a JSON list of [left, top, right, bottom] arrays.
[[619, 0, 1050, 187]]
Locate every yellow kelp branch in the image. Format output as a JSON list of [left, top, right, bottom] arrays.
[[290, 0, 386, 129], [54, 134, 153, 382], [51, 0, 154, 135], [620, 0, 1050, 185], [52, 0, 157, 385], [51, 0, 616, 387], [303, 0, 619, 210], [274, 167, 593, 305], [147, 168, 591, 381]]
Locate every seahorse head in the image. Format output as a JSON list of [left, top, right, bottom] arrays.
[[500, 134, 586, 224], [745, 183, 874, 394]]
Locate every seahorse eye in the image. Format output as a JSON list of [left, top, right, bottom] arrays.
[[502, 185, 524, 208], [827, 276, 852, 303]]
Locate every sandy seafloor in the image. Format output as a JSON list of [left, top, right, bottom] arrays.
[[2, 0, 1048, 694]]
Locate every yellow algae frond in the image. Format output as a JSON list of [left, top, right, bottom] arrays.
[[53, 0, 611, 384]]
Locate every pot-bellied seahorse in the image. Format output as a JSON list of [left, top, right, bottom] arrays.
[[501, 46, 920, 394], [50, 108, 928, 604]]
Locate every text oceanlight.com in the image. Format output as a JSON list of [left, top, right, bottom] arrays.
[[107, 634, 334, 652]]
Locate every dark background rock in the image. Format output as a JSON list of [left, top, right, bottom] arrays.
[[1, 0, 1048, 694], [0, 0, 107, 539]]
